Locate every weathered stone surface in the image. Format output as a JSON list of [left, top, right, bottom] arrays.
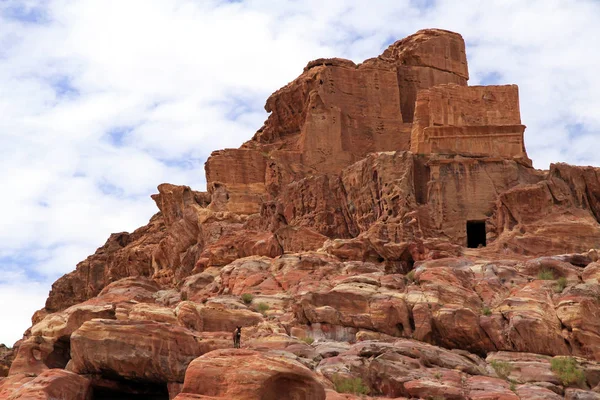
[[178, 349, 326, 400], [317, 339, 486, 397], [0, 374, 34, 398], [565, 388, 600, 399], [198, 305, 263, 332], [515, 384, 563, 400], [205, 149, 267, 214], [297, 279, 412, 338], [0, 344, 14, 377], [71, 319, 201, 383], [493, 163, 600, 255], [583, 262, 600, 283], [1, 369, 90, 400], [411, 84, 528, 160], [467, 375, 520, 400], [9, 335, 69, 376], [30, 303, 115, 339], [556, 284, 600, 360]]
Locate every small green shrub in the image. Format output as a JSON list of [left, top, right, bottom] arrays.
[[301, 337, 314, 345], [256, 302, 270, 314], [332, 374, 370, 395], [241, 293, 254, 304], [406, 270, 416, 283], [537, 269, 555, 280], [509, 380, 517, 392], [551, 357, 585, 387], [433, 372, 442, 380], [482, 306, 492, 316], [490, 360, 513, 380], [554, 277, 568, 293]]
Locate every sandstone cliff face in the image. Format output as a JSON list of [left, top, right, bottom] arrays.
[[410, 84, 529, 161], [5, 29, 600, 400]]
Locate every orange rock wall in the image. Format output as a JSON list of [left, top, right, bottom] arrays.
[[411, 84, 527, 159], [205, 149, 266, 185], [378, 28, 469, 79], [493, 163, 600, 254], [396, 65, 467, 123], [205, 149, 267, 214], [299, 63, 410, 174], [426, 157, 542, 245]]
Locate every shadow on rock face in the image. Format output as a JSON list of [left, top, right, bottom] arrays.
[[261, 373, 325, 400]]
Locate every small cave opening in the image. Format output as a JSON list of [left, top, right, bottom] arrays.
[[396, 323, 404, 336], [46, 336, 71, 369], [400, 251, 415, 272], [408, 314, 416, 332], [91, 381, 169, 400], [467, 220, 486, 248]]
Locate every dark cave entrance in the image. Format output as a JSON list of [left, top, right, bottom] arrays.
[[466, 220, 486, 248], [91, 381, 169, 400], [46, 336, 71, 369]]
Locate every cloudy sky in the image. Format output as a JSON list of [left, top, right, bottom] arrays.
[[1, 0, 599, 346]]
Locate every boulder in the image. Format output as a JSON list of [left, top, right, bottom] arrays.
[[71, 319, 201, 383], [2, 369, 90, 400], [177, 349, 326, 400]]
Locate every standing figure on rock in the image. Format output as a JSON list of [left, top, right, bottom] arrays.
[[233, 326, 242, 348]]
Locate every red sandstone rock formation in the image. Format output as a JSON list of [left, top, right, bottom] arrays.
[[0, 345, 13, 378], [5, 28, 600, 399]]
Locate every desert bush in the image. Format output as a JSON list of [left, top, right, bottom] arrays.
[[241, 293, 254, 304], [551, 357, 585, 387], [490, 360, 513, 380], [256, 302, 270, 314], [537, 269, 555, 280], [332, 374, 370, 395], [554, 277, 568, 293], [301, 337, 314, 345], [482, 306, 492, 316]]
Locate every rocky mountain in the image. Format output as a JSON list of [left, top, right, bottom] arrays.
[[2, 29, 600, 400]]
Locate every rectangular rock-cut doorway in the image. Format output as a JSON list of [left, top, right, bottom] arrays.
[[466, 220, 486, 248]]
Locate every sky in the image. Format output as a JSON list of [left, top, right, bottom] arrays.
[[1, 0, 600, 346]]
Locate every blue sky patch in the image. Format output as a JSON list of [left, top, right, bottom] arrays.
[[0, 255, 41, 282], [566, 123, 585, 139], [480, 71, 503, 85], [105, 126, 134, 147], [159, 156, 203, 170], [50, 75, 79, 98], [2, 3, 48, 24], [410, 0, 436, 10], [224, 98, 255, 121], [98, 180, 124, 196]]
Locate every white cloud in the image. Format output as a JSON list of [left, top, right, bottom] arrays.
[[0, 281, 50, 347], [0, 0, 599, 346]]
